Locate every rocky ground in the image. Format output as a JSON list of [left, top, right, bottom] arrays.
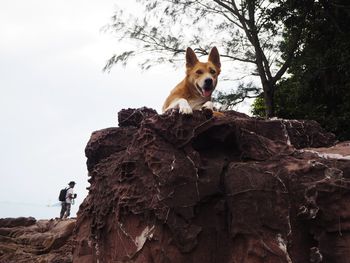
[[0, 217, 75, 263], [2, 108, 350, 263]]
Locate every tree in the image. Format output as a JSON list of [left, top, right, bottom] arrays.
[[214, 81, 260, 110], [105, 0, 313, 117], [254, 0, 350, 139]]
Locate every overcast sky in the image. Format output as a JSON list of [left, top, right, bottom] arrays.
[[0, 0, 251, 219]]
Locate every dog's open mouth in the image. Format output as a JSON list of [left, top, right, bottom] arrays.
[[196, 84, 213, 97], [203, 88, 212, 97]]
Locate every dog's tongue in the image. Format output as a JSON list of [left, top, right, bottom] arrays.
[[204, 90, 212, 97]]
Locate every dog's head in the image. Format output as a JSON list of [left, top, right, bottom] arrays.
[[185, 47, 221, 98]]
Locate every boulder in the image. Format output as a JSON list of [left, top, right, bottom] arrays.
[[73, 108, 350, 262]]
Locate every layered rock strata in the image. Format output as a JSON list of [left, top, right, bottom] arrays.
[[0, 217, 75, 263]]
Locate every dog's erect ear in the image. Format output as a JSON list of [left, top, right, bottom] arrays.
[[186, 47, 199, 68], [208, 46, 221, 69]]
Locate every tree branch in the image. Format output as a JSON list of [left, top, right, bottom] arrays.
[[272, 13, 308, 83]]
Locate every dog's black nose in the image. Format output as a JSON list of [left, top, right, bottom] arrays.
[[204, 78, 213, 86]]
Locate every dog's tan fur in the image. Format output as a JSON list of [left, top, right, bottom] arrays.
[[162, 47, 221, 115]]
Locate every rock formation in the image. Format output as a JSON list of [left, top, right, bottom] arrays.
[[73, 108, 350, 263], [0, 217, 75, 263]]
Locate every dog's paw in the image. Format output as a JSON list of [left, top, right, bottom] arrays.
[[179, 105, 193, 114], [177, 99, 193, 114], [202, 101, 214, 111]]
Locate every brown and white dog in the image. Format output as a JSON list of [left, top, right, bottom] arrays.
[[162, 47, 221, 115]]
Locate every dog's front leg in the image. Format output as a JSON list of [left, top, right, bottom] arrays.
[[178, 98, 193, 114], [168, 98, 193, 114], [202, 101, 214, 111], [202, 101, 224, 117]]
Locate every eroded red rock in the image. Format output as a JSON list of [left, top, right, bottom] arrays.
[[73, 108, 349, 262], [0, 218, 75, 263]]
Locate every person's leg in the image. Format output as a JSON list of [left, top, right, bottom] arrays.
[[60, 202, 66, 219], [65, 203, 71, 218]]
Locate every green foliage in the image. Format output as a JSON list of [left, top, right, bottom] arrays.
[[252, 0, 350, 139], [251, 96, 265, 117]]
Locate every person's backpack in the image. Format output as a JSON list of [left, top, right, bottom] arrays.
[[58, 188, 68, 201]]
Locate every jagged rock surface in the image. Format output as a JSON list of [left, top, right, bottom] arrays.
[[74, 108, 350, 263], [0, 217, 75, 263]]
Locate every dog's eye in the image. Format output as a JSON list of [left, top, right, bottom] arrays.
[[196, 70, 203, 75], [210, 69, 216, 74]]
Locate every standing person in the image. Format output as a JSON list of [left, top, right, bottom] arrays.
[[60, 181, 77, 219]]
